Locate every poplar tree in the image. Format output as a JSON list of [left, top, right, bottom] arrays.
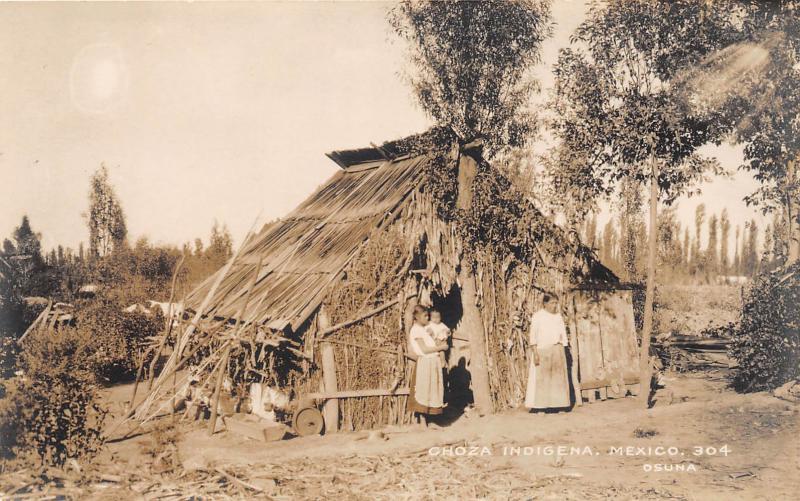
[[86, 165, 127, 258]]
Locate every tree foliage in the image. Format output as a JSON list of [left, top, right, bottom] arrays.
[[547, 0, 738, 214], [0, 327, 107, 466], [727, 1, 800, 262], [389, 0, 552, 157], [87, 165, 127, 258], [728, 263, 800, 391]]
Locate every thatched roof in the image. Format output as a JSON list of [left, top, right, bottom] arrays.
[[186, 150, 430, 332], [186, 135, 617, 333]]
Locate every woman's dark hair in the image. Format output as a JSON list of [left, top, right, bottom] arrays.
[[413, 304, 429, 316], [542, 293, 558, 304]]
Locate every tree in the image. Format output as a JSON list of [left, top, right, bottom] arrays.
[[12, 216, 42, 263], [683, 227, 691, 274], [707, 213, 719, 277], [744, 219, 760, 276], [728, 1, 800, 265], [618, 183, 643, 281], [601, 220, 618, 271], [548, 0, 737, 404], [3, 216, 45, 295], [206, 221, 233, 265], [2, 239, 15, 256], [657, 207, 683, 280], [720, 208, 731, 275], [772, 212, 789, 265], [762, 224, 774, 269], [390, 1, 553, 414], [389, 0, 552, 157], [734, 225, 742, 275], [693, 204, 706, 276], [86, 165, 127, 258], [585, 213, 598, 249]]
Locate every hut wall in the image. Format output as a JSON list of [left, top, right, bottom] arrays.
[[295, 188, 459, 430], [288, 186, 637, 428]]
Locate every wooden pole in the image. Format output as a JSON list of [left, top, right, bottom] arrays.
[[107, 337, 229, 439], [320, 342, 339, 433], [172, 220, 257, 362], [127, 346, 154, 413], [639, 155, 659, 405], [320, 294, 415, 338], [147, 254, 185, 389], [208, 344, 232, 436], [17, 299, 51, 345], [317, 306, 338, 433]]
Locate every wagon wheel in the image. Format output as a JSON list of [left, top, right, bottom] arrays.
[[293, 406, 324, 436]]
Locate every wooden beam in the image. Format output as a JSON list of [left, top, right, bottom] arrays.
[[17, 299, 51, 344], [320, 342, 338, 433], [579, 374, 640, 390], [320, 294, 415, 338], [370, 142, 394, 161], [306, 388, 410, 400], [208, 344, 232, 436]]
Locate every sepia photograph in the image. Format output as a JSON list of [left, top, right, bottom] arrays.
[[0, 1, 798, 499]]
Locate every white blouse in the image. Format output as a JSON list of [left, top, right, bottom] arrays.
[[529, 309, 568, 348], [409, 324, 438, 358]]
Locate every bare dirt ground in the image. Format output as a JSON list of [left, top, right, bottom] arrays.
[[83, 370, 799, 500]]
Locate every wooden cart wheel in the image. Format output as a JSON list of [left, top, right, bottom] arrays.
[[293, 406, 324, 436]]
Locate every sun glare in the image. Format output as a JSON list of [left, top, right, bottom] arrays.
[[69, 43, 129, 114]]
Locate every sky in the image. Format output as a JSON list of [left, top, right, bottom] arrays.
[[0, 1, 767, 254]]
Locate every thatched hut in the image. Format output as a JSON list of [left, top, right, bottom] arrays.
[[140, 130, 641, 432]]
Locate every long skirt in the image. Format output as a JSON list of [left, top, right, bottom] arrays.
[[525, 344, 570, 409], [407, 356, 444, 415]]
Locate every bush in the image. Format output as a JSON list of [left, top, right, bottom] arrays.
[[73, 301, 163, 383], [729, 263, 800, 392], [0, 328, 106, 466]]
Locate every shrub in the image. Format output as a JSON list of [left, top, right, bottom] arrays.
[[0, 328, 106, 466], [729, 263, 800, 392], [72, 301, 163, 383], [0, 373, 106, 466]]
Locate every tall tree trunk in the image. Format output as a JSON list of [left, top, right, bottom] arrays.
[[458, 267, 493, 414], [639, 157, 658, 406], [787, 159, 799, 265], [456, 148, 493, 415]]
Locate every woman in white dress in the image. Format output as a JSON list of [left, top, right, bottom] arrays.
[[406, 305, 447, 425], [525, 293, 571, 411]]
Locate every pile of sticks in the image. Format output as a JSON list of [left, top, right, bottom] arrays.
[[117, 224, 305, 439]]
